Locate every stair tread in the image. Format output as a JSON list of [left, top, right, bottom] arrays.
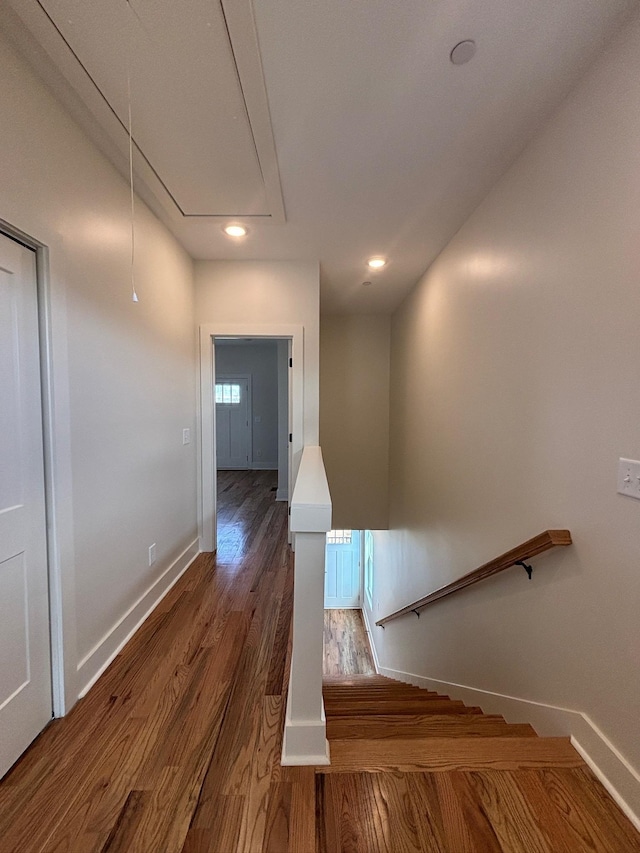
[[324, 694, 458, 704], [321, 737, 584, 773], [322, 685, 441, 693], [326, 716, 538, 739], [323, 690, 448, 700], [323, 675, 398, 682], [325, 699, 480, 715]]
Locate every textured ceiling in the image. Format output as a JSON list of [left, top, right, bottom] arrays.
[[4, 0, 637, 313]]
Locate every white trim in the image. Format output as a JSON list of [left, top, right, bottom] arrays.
[[37, 242, 68, 716], [571, 737, 640, 833], [281, 724, 331, 766], [275, 487, 288, 501], [361, 604, 381, 673], [76, 538, 200, 698], [199, 323, 304, 553], [0, 220, 78, 716], [283, 519, 331, 765], [373, 659, 640, 826], [290, 446, 331, 532], [281, 689, 331, 766]]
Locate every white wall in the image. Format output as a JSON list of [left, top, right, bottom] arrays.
[[215, 341, 279, 468], [320, 315, 390, 530], [0, 33, 198, 704], [367, 13, 640, 809], [195, 260, 320, 447]]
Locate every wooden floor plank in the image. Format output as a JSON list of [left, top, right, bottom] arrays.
[[523, 767, 640, 852], [464, 769, 554, 853], [405, 772, 451, 852], [237, 696, 284, 852], [288, 767, 316, 853], [436, 771, 503, 853], [512, 768, 599, 853], [261, 782, 292, 853], [265, 563, 294, 697]]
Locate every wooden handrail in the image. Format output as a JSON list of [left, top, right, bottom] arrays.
[[375, 530, 572, 627]]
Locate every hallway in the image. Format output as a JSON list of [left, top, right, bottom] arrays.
[[0, 470, 293, 852]]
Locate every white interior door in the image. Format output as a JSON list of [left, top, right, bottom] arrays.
[[324, 530, 361, 608], [0, 233, 51, 779], [215, 377, 250, 469]]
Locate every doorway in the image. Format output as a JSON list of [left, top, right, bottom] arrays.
[[0, 231, 52, 778], [200, 324, 303, 553]]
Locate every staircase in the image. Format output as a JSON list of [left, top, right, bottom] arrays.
[[315, 674, 640, 851]]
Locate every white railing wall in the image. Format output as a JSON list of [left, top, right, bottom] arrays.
[[281, 446, 332, 765]]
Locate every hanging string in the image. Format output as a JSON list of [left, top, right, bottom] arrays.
[[126, 5, 139, 303]]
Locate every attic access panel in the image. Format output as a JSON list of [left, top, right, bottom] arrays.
[[36, 0, 281, 219]]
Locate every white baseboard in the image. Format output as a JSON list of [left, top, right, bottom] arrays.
[[375, 661, 640, 830], [281, 681, 330, 766], [276, 487, 288, 502], [281, 727, 330, 766], [281, 717, 330, 766], [361, 606, 381, 673], [76, 537, 200, 698]]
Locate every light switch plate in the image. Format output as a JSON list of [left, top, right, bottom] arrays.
[[617, 458, 640, 500], [182, 428, 191, 445]]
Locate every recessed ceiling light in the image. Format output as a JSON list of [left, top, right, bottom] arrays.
[[450, 40, 476, 65], [367, 257, 386, 270], [362, 280, 372, 287], [224, 224, 247, 238]]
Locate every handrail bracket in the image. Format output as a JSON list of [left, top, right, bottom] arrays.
[[515, 560, 533, 580]]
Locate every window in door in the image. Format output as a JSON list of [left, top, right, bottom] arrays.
[[326, 529, 352, 545], [215, 382, 242, 404]]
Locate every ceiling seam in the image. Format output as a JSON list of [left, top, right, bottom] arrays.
[[218, 0, 267, 187]]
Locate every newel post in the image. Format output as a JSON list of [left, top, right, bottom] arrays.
[[281, 447, 332, 765]]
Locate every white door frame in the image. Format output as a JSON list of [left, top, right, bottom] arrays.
[[0, 220, 75, 719], [199, 324, 304, 552], [214, 373, 252, 468]]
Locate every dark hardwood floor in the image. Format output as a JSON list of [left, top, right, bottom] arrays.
[[0, 468, 638, 851]]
